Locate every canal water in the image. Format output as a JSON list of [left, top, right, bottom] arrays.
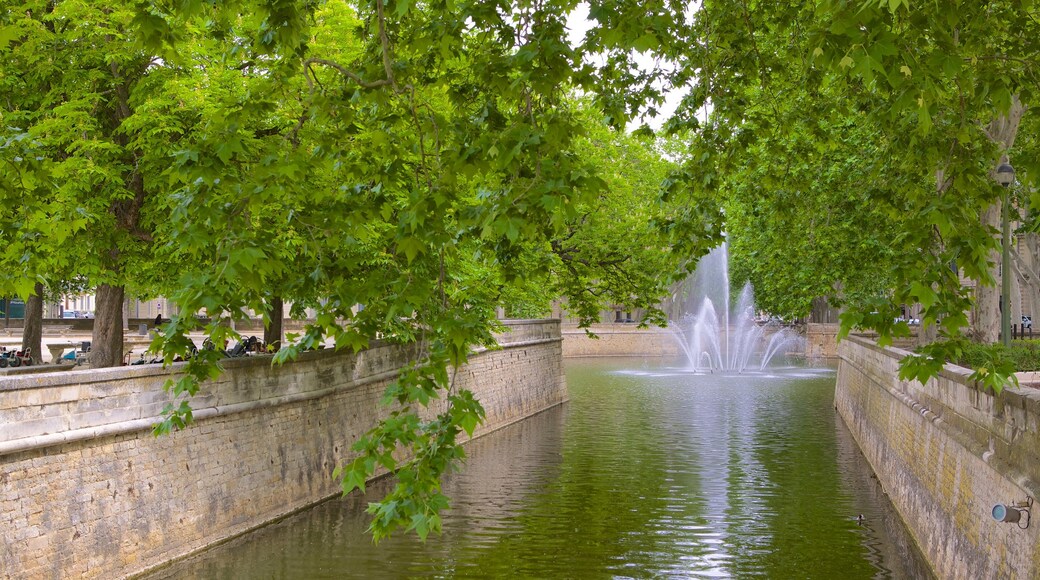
[[151, 358, 930, 579]]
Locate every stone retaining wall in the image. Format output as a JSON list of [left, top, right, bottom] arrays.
[[0, 320, 566, 579], [806, 323, 839, 359], [836, 335, 1040, 579], [561, 324, 679, 357]]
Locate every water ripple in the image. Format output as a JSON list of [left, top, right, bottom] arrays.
[[149, 358, 928, 580]]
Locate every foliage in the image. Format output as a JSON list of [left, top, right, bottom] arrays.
[[0, 0, 156, 282], [549, 114, 716, 326], [664, 0, 1040, 392], [723, 105, 916, 320], [7, 0, 1036, 540], [4, 0, 722, 541], [952, 339, 1040, 374], [905, 337, 1040, 393]]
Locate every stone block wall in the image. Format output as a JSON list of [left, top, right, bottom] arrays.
[[0, 320, 565, 579], [835, 335, 1040, 579], [560, 324, 679, 357], [561, 323, 807, 360], [806, 323, 839, 359]]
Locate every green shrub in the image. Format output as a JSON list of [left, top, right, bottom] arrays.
[[951, 340, 1040, 372]]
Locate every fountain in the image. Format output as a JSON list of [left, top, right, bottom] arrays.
[[668, 243, 803, 373]]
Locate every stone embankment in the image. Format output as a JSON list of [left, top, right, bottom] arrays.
[[835, 335, 1040, 579], [0, 320, 566, 579], [562, 322, 811, 359], [561, 323, 680, 357], [806, 323, 840, 358]]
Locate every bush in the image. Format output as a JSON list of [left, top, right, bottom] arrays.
[[952, 340, 1040, 372]]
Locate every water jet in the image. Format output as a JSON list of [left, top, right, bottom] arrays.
[[669, 243, 803, 372]]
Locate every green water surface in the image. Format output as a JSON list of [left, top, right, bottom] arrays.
[[150, 358, 929, 579]]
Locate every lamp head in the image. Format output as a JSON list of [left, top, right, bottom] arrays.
[[996, 162, 1015, 187]]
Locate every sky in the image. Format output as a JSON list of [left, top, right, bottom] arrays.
[[564, 2, 695, 131]]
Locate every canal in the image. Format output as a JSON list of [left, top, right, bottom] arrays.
[[149, 358, 929, 578]]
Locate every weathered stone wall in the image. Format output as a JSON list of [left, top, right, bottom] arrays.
[[836, 335, 1040, 579], [0, 320, 565, 579], [560, 324, 679, 357], [561, 323, 807, 360], [806, 323, 840, 359]]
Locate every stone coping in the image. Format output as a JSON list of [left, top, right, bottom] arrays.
[[0, 321, 563, 456], [0, 320, 560, 394], [0, 363, 77, 377], [844, 333, 1040, 408]]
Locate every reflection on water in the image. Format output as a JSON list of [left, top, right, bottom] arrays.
[[150, 358, 928, 579]]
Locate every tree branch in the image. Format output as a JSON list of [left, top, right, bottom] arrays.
[[303, 58, 393, 90], [376, 0, 396, 88]]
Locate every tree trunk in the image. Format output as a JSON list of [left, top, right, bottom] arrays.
[[22, 283, 44, 364], [974, 95, 1028, 343], [1011, 234, 1023, 334], [976, 202, 1002, 343], [1015, 234, 1040, 326], [810, 296, 842, 324], [264, 296, 283, 352], [91, 284, 125, 367]]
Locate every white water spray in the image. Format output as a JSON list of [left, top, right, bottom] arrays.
[[668, 244, 804, 373]]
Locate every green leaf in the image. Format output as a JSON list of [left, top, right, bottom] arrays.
[[632, 34, 658, 52], [0, 26, 20, 51], [397, 237, 424, 262], [459, 411, 478, 437], [909, 281, 937, 310]]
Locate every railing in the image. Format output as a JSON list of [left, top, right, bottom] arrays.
[[1009, 324, 1035, 340]]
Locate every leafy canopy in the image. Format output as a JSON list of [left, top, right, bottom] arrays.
[[1, 0, 721, 541]]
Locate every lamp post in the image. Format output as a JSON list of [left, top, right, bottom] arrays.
[[996, 161, 1015, 346]]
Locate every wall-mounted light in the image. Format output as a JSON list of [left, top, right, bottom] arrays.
[[992, 497, 1032, 529]]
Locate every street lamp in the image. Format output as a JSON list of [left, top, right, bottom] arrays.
[[996, 163, 1016, 187], [997, 161, 1015, 346]]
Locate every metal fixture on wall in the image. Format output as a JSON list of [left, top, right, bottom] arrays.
[[991, 497, 1032, 529]]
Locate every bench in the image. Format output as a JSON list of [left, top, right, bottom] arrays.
[[46, 342, 81, 363], [123, 338, 156, 360]]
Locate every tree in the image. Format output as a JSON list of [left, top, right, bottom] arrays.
[[121, 0, 721, 541], [22, 283, 43, 364], [500, 110, 721, 325], [25, 0, 1037, 541], [716, 99, 917, 321], [22, 280, 89, 365], [655, 0, 1040, 389], [0, 0, 182, 367]]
